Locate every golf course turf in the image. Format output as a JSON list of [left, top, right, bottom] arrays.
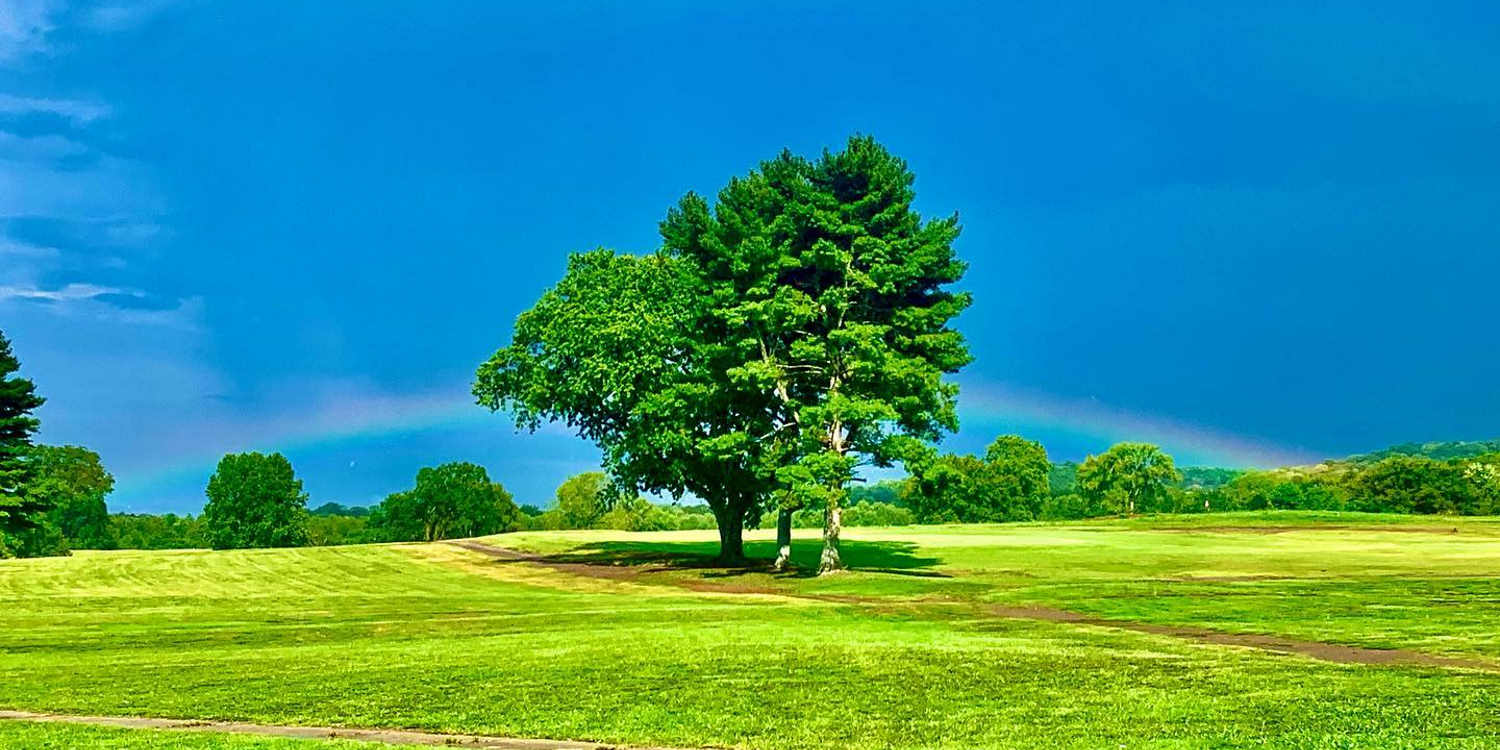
[[3, 512, 1499, 749]]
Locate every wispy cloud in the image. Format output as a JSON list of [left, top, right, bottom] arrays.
[[0, 280, 119, 300], [0, 281, 198, 327], [0, 92, 109, 123]]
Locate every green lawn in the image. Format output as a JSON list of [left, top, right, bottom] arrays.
[[3, 512, 1499, 749], [0, 721, 393, 749]]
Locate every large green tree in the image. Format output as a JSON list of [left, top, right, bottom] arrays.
[[369, 462, 519, 541], [476, 136, 969, 571], [906, 436, 1050, 523], [553, 471, 611, 529], [474, 251, 780, 564], [0, 330, 47, 558], [201, 452, 310, 549], [28, 445, 117, 550], [1077, 443, 1181, 515]]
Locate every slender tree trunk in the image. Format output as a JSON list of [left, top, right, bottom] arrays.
[[818, 413, 849, 576], [710, 501, 748, 566], [818, 499, 844, 574], [771, 508, 793, 572]]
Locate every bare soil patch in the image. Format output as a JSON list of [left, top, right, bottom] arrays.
[[980, 605, 1496, 671]]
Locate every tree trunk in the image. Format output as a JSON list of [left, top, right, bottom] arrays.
[[771, 508, 793, 572], [818, 500, 844, 575], [710, 502, 748, 566]]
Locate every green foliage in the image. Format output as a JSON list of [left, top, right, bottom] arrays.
[[0, 329, 47, 558], [26, 445, 116, 550], [554, 471, 611, 529], [201, 452, 310, 549], [1077, 443, 1181, 515], [660, 136, 971, 571], [1350, 456, 1483, 515], [905, 436, 1050, 523], [1177, 466, 1244, 489], [474, 250, 775, 563], [761, 500, 917, 529], [1352, 439, 1500, 464], [596, 496, 715, 532], [850, 480, 905, 506], [367, 462, 518, 542], [1048, 461, 1079, 496], [110, 513, 206, 549], [305, 514, 370, 546]]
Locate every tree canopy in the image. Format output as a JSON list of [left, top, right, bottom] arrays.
[[1077, 443, 1181, 515], [905, 436, 1050, 523], [201, 452, 310, 549], [367, 462, 519, 542], [553, 471, 611, 530], [27, 445, 116, 550]]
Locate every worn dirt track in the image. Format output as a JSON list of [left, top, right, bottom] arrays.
[[0, 710, 680, 749], [450, 540, 1500, 673]]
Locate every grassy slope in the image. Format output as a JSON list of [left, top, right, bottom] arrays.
[[498, 511, 1500, 657], [2, 513, 1499, 749]]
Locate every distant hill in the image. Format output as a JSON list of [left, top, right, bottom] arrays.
[[1177, 467, 1244, 489], [1348, 440, 1500, 464]]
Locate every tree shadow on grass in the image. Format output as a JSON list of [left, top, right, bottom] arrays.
[[537, 539, 949, 579]]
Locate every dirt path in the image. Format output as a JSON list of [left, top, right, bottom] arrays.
[[450, 540, 1500, 673], [979, 604, 1497, 671], [0, 710, 678, 749]]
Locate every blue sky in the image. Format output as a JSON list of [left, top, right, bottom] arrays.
[[3, 1, 1498, 512]]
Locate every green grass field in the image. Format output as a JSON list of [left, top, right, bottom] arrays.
[[3, 512, 1499, 749]]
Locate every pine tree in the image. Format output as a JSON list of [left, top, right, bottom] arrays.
[[0, 329, 47, 556]]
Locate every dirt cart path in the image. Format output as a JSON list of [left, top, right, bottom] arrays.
[[0, 710, 683, 749]]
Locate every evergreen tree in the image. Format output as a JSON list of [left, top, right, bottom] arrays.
[[0, 330, 47, 558]]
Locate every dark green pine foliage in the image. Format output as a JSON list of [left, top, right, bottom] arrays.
[[766, 137, 973, 572], [0, 330, 47, 557], [662, 137, 972, 573]]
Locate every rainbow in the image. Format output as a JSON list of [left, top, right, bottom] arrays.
[[109, 391, 512, 510], [956, 380, 1318, 468], [111, 380, 1316, 510]]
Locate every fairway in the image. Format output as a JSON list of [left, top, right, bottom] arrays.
[[4, 513, 1500, 749]]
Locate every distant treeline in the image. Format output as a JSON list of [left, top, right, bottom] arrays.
[[21, 439, 1500, 554], [778, 439, 1500, 526]]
